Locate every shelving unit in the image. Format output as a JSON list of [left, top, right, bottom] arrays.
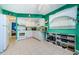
[[46, 33, 75, 52]]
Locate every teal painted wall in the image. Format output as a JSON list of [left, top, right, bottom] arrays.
[[46, 5, 77, 34], [47, 29, 76, 34]]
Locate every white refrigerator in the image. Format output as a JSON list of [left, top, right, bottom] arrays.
[[0, 14, 9, 53]]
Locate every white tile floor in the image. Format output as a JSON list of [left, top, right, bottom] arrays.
[[2, 38, 73, 55]]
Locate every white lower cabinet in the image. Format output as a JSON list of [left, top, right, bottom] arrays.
[[17, 31, 45, 41], [32, 31, 45, 41]]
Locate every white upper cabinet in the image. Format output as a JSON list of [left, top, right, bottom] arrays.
[[17, 18, 45, 27]]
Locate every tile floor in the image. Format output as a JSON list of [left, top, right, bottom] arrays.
[[2, 37, 73, 55]]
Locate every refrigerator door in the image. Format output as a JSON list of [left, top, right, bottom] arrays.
[[0, 14, 9, 53]]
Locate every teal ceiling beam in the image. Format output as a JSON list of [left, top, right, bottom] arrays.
[[1, 9, 44, 18], [2, 9, 16, 16], [45, 4, 78, 16], [16, 13, 44, 18]]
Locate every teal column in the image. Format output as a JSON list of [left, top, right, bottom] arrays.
[[44, 15, 49, 31], [76, 5, 79, 53]]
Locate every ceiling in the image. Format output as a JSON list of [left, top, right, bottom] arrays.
[[0, 4, 65, 15]]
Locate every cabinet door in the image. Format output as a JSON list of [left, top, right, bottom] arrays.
[[33, 31, 44, 41], [25, 31, 32, 38]]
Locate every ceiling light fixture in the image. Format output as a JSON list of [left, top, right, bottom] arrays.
[[29, 14, 30, 17]]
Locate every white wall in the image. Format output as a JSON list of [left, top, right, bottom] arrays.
[[49, 6, 77, 29]]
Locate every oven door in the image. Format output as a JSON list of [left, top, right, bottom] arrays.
[[17, 30, 26, 40]]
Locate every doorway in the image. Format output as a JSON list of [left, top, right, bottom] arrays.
[[7, 15, 16, 45]]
